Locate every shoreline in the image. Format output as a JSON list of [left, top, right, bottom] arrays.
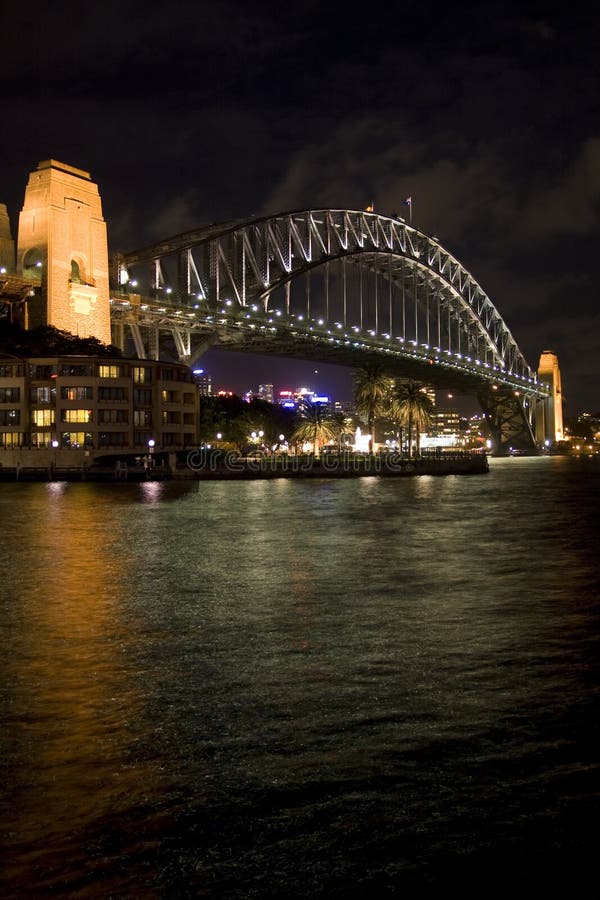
[[0, 451, 489, 482]]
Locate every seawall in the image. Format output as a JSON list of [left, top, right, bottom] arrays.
[[0, 450, 489, 482]]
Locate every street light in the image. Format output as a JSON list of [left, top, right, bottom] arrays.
[[51, 439, 59, 478], [143, 439, 156, 475]]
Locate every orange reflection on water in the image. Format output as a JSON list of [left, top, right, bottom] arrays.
[[5, 485, 166, 868]]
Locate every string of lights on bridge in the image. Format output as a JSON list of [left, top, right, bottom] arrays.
[[109, 292, 547, 399]]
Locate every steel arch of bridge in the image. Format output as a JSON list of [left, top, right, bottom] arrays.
[[115, 209, 546, 402]]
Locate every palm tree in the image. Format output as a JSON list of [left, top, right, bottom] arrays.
[[291, 399, 336, 457], [353, 363, 394, 453], [329, 411, 353, 453], [391, 380, 435, 456]]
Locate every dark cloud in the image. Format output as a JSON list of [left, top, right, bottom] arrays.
[[1, 1, 599, 411]]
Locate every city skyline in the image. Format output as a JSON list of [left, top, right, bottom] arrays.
[[197, 352, 483, 417]]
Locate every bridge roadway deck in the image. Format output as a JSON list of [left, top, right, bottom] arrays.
[[109, 293, 550, 401]]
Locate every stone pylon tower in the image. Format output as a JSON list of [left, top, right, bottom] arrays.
[[535, 350, 564, 444], [0, 204, 15, 272], [16, 159, 111, 344]]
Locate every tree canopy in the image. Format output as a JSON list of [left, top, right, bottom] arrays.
[[353, 363, 395, 453], [198, 394, 297, 452], [0, 321, 122, 358], [291, 399, 336, 456], [390, 380, 435, 455]]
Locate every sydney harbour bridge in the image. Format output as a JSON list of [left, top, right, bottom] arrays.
[[2, 160, 562, 453], [112, 209, 557, 452]]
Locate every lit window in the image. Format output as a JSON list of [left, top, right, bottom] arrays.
[[0, 432, 25, 447], [61, 432, 93, 448], [99, 365, 122, 378], [133, 367, 152, 384], [61, 409, 92, 423], [32, 409, 54, 427]]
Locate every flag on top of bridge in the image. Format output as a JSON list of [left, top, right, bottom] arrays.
[[365, 203, 374, 212], [403, 197, 412, 206]]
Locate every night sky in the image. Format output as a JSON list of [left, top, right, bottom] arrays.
[[2, 1, 598, 413]]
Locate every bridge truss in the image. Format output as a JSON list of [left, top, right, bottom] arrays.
[[112, 209, 550, 452]]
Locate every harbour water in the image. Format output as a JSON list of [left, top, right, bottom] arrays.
[[1, 456, 599, 897]]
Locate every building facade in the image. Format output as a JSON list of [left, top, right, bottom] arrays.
[[0, 356, 198, 455]]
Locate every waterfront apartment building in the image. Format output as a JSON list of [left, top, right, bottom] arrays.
[[0, 356, 198, 454]]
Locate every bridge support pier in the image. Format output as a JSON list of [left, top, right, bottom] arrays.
[[478, 387, 537, 455]]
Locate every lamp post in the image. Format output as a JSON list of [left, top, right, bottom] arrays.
[[51, 439, 59, 479]]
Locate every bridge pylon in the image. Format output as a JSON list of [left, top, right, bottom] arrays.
[[534, 350, 564, 445], [16, 159, 111, 344]]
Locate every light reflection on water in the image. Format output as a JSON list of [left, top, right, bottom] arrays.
[[3, 491, 150, 848], [1, 457, 599, 896]]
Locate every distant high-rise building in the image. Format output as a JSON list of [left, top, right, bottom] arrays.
[[193, 370, 212, 396], [334, 399, 355, 415], [424, 387, 436, 409], [422, 398, 461, 448], [259, 383, 274, 403], [432, 407, 460, 437]]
